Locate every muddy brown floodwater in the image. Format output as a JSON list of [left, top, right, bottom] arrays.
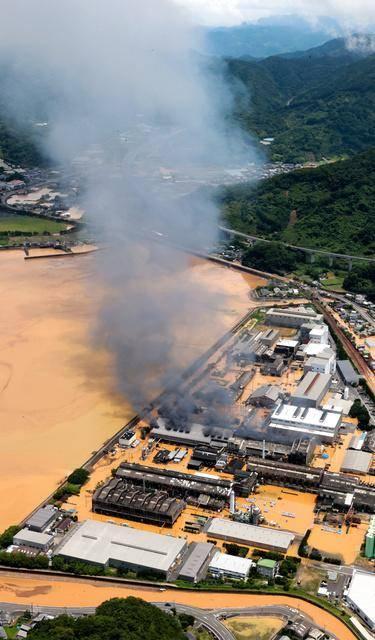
[[0, 250, 266, 529], [0, 572, 357, 640]]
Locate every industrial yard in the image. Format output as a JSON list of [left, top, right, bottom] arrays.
[[48, 302, 375, 575], [3, 293, 375, 633]]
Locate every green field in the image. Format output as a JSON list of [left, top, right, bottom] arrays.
[[0, 214, 67, 234]]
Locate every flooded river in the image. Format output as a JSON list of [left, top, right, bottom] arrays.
[[0, 572, 357, 640], [0, 249, 265, 529]]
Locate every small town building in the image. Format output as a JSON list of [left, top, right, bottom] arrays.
[[256, 558, 278, 578]]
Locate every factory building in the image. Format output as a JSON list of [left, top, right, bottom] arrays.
[[151, 419, 233, 448], [309, 324, 329, 345], [55, 519, 187, 577], [304, 349, 336, 376], [25, 505, 59, 532], [247, 458, 322, 490], [92, 478, 185, 526], [365, 516, 375, 559], [269, 404, 341, 442], [265, 306, 323, 328], [260, 356, 286, 377], [13, 528, 54, 552], [177, 542, 215, 583], [337, 360, 360, 386], [115, 463, 234, 509], [346, 570, 375, 631], [246, 385, 282, 408], [206, 518, 295, 553], [274, 338, 299, 358], [341, 450, 373, 475], [318, 472, 375, 513], [259, 329, 279, 347], [208, 551, 254, 581], [290, 372, 331, 408]]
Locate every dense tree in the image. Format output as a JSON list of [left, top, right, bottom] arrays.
[[0, 525, 20, 549], [220, 149, 375, 260], [67, 468, 90, 486], [242, 242, 300, 275], [349, 399, 371, 429], [28, 598, 186, 640]]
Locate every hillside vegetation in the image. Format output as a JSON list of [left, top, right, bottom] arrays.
[[220, 148, 375, 255], [28, 597, 187, 640], [227, 46, 375, 162]]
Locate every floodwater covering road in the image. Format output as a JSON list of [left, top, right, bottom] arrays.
[[0, 572, 357, 640]]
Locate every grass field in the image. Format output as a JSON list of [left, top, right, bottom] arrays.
[[321, 273, 345, 292], [0, 214, 67, 234], [225, 616, 284, 640]]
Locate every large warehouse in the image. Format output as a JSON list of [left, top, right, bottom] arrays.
[[177, 542, 215, 583], [206, 518, 295, 552], [92, 478, 185, 526], [346, 570, 375, 631], [55, 519, 187, 577], [265, 306, 323, 328], [269, 404, 341, 442], [290, 372, 331, 408]]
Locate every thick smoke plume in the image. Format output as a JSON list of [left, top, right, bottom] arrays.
[[0, 0, 255, 410]]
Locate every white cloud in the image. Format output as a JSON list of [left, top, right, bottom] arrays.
[[175, 0, 375, 28]]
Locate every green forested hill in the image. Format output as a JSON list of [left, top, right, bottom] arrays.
[[220, 148, 375, 255], [28, 597, 187, 640], [227, 50, 375, 161]]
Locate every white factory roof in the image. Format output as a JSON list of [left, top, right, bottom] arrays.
[[346, 570, 375, 628], [341, 450, 373, 474], [14, 528, 54, 546], [209, 551, 253, 575], [206, 518, 295, 551], [302, 343, 331, 357], [310, 325, 327, 337], [55, 519, 186, 572], [276, 338, 299, 348], [271, 404, 341, 430], [322, 397, 352, 415]]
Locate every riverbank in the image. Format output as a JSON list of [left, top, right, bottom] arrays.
[[0, 571, 358, 640]]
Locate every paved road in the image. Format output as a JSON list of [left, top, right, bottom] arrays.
[[219, 226, 375, 264], [0, 600, 336, 640]]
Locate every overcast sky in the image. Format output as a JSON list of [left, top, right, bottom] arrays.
[[174, 0, 375, 27]]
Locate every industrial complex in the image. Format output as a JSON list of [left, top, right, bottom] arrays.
[[8, 303, 375, 636]]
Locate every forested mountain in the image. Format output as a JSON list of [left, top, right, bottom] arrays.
[[205, 16, 339, 59], [227, 47, 375, 161], [220, 148, 375, 255]]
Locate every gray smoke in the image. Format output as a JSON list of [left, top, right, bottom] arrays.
[[0, 0, 257, 411]]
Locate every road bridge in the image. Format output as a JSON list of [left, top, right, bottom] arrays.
[[219, 226, 375, 271]]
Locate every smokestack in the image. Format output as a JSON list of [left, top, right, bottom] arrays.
[[262, 439, 266, 459], [230, 490, 236, 515]]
